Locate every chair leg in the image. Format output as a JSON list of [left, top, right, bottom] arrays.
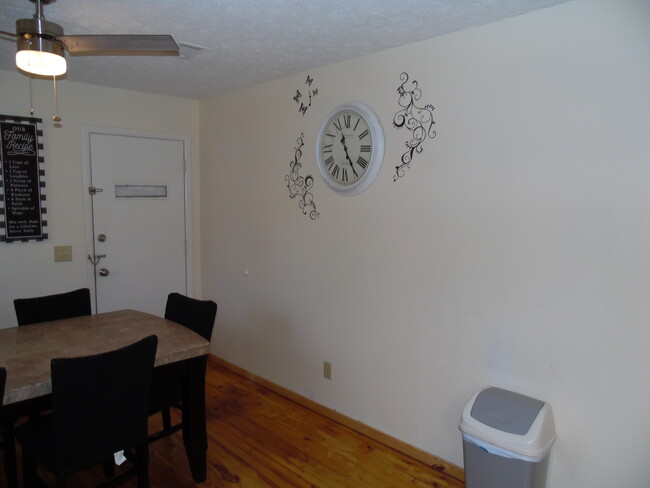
[[103, 456, 115, 478], [161, 407, 172, 431], [2, 421, 18, 488], [21, 450, 38, 488], [56, 474, 66, 488], [135, 443, 150, 488]]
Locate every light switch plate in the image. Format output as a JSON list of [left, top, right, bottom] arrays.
[[54, 245, 72, 262], [323, 361, 332, 380]]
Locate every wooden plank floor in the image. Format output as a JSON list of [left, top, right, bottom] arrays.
[[1, 359, 465, 488]]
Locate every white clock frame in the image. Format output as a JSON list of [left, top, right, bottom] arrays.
[[315, 101, 385, 196]]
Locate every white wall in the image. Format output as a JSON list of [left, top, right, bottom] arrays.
[[0, 71, 200, 328], [199, 0, 650, 486]]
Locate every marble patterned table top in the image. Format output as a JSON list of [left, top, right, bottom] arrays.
[[0, 309, 210, 405]]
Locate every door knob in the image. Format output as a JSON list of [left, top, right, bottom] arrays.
[[99, 268, 110, 277]]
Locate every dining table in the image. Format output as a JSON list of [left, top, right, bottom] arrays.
[[0, 309, 211, 486]]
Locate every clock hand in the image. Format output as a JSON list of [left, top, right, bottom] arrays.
[[340, 134, 358, 177]]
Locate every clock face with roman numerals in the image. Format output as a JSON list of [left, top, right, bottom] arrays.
[[316, 102, 384, 195]]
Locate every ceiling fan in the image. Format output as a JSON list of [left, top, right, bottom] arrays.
[[2, 0, 179, 121], [4, 0, 179, 78]]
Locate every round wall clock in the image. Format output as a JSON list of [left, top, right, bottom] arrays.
[[316, 102, 384, 195]]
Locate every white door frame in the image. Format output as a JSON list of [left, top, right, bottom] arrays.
[[81, 125, 193, 312]]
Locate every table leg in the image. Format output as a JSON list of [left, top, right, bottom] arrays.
[[181, 355, 208, 482]]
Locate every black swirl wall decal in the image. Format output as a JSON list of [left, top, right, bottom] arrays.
[[393, 72, 436, 181], [286, 132, 319, 220], [293, 75, 319, 116]]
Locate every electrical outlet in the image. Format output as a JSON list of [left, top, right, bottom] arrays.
[[54, 245, 72, 262], [323, 361, 332, 380]]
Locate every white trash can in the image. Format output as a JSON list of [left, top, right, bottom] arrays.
[[459, 387, 556, 488]]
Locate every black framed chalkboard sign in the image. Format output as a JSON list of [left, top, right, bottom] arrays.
[[0, 115, 48, 243]]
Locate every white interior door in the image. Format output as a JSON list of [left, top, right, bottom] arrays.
[[85, 130, 189, 315]]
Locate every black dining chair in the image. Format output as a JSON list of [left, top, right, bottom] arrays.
[[149, 292, 217, 442], [0, 367, 15, 488], [164, 292, 217, 343], [1, 366, 19, 488], [9, 288, 91, 485], [15, 335, 158, 488], [0, 369, 5, 455], [14, 288, 92, 326]]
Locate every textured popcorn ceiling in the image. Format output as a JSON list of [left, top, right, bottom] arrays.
[[0, 0, 572, 99]]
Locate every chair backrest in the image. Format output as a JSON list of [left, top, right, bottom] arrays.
[[14, 288, 92, 326], [0, 366, 6, 413], [164, 293, 217, 341], [50, 335, 158, 472]]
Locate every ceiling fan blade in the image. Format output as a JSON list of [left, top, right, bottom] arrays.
[[57, 35, 179, 56]]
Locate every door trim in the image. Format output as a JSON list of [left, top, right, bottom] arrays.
[[81, 125, 193, 312]]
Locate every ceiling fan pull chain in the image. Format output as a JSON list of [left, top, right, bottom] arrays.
[[52, 74, 61, 122], [29, 73, 34, 115]]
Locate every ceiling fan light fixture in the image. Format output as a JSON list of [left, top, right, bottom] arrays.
[[15, 14, 67, 77], [16, 41, 67, 76]]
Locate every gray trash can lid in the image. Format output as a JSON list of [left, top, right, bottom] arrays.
[[471, 387, 544, 435], [459, 386, 556, 459]]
